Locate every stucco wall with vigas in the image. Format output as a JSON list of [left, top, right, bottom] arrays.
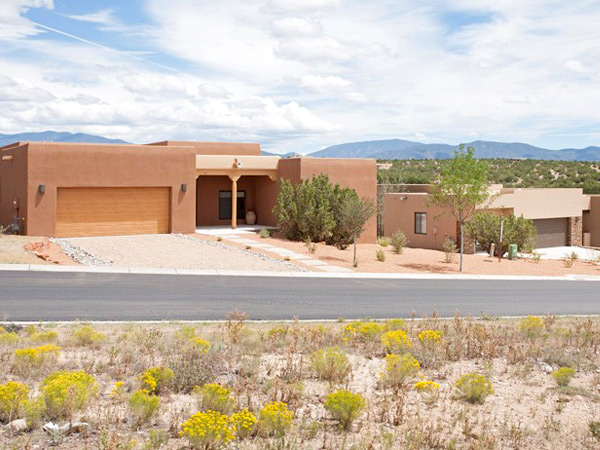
[[25, 143, 197, 236], [383, 193, 458, 250], [0, 144, 29, 233]]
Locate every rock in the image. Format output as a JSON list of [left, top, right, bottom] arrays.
[[7, 418, 28, 433], [43, 421, 88, 436], [540, 362, 553, 374]]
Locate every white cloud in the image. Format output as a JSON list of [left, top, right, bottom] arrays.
[[272, 18, 322, 37], [64, 9, 116, 26], [0, 0, 53, 39], [300, 75, 354, 93]]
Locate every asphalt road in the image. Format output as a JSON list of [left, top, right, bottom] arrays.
[[0, 271, 598, 321]]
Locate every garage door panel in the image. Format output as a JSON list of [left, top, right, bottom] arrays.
[[56, 187, 170, 237], [533, 218, 568, 248]]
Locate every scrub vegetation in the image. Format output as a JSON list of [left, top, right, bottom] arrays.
[[1, 316, 600, 449]]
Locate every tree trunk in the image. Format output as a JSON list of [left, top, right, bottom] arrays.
[[353, 235, 358, 267], [459, 224, 464, 272]]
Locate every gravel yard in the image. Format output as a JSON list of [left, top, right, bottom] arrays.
[[53, 234, 303, 271]]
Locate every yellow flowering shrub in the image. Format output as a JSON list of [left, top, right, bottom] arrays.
[[267, 326, 288, 339], [138, 366, 174, 395], [31, 330, 59, 343], [324, 390, 365, 431], [454, 373, 493, 404], [381, 330, 412, 353], [13, 344, 60, 373], [310, 346, 351, 383], [520, 316, 544, 337], [552, 367, 576, 387], [418, 330, 443, 344], [129, 390, 161, 428], [181, 410, 234, 449], [230, 408, 257, 439], [193, 383, 234, 414], [0, 332, 19, 346], [109, 381, 126, 401], [342, 321, 384, 343], [384, 319, 407, 331], [258, 402, 294, 437], [192, 337, 210, 354], [0, 381, 29, 423], [72, 325, 106, 346], [414, 380, 440, 404], [41, 370, 97, 420], [380, 353, 420, 389]]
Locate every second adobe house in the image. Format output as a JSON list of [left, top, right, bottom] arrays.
[[0, 140, 377, 242]]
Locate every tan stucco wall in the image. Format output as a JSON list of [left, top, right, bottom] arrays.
[[149, 141, 261, 156], [0, 144, 29, 232], [24, 143, 197, 236], [383, 193, 458, 250], [489, 188, 584, 219], [587, 196, 600, 247]]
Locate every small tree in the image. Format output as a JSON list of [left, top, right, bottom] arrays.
[[466, 213, 537, 255], [427, 145, 490, 271], [337, 195, 375, 267]]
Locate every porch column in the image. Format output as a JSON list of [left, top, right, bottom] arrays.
[[230, 175, 240, 229]]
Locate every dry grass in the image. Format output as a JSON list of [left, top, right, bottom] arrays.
[[1, 315, 600, 449]]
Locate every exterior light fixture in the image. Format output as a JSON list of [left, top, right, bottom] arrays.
[[39, 184, 46, 194], [181, 183, 188, 192]]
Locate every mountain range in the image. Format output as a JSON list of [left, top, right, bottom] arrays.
[[308, 139, 600, 161], [1, 131, 599, 161]]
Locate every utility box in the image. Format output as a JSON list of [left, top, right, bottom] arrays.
[[508, 244, 518, 260]]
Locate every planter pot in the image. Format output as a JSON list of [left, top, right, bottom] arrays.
[[245, 211, 256, 225]]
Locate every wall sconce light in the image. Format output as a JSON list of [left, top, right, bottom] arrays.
[[39, 184, 46, 194], [181, 183, 188, 192]]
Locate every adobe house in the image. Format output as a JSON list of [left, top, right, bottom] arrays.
[[0, 140, 377, 242], [383, 184, 600, 250]]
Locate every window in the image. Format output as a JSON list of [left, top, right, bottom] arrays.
[[415, 212, 427, 235], [219, 190, 245, 220]]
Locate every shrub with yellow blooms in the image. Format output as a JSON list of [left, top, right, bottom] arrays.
[[552, 367, 576, 387], [324, 390, 365, 431], [138, 366, 174, 395], [41, 370, 97, 420], [418, 330, 443, 344], [381, 330, 412, 354], [414, 380, 440, 405], [342, 321, 384, 343], [193, 383, 234, 414], [72, 325, 106, 346], [520, 316, 544, 338], [454, 373, 493, 404], [181, 410, 234, 449], [30, 330, 58, 343], [0, 332, 19, 346], [230, 408, 257, 439], [0, 381, 29, 423], [13, 344, 60, 373], [380, 353, 420, 389], [192, 337, 210, 354], [258, 401, 294, 437]]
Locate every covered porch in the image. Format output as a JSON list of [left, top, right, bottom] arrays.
[[195, 155, 280, 229]]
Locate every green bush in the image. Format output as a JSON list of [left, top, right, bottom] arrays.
[[41, 370, 97, 420], [193, 383, 234, 414], [129, 390, 160, 428], [376, 249, 386, 262], [454, 373, 493, 404], [258, 228, 271, 239], [380, 353, 420, 389], [72, 325, 106, 346], [391, 231, 408, 254], [442, 238, 458, 263], [378, 237, 389, 247], [552, 367, 576, 387], [310, 346, 351, 383], [324, 390, 365, 431], [589, 421, 600, 440], [465, 213, 537, 254]]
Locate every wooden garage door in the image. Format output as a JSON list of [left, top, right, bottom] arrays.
[[533, 218, 568, 248], [56, 187, 170, 237]]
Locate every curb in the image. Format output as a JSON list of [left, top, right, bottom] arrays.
[[0, 263, 599, 281]]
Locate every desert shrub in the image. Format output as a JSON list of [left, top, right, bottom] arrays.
[[589, 421, 600, 440], [0, 381, 29, 423], [138, 366, 174, 395], [31, 330, 58, 343], [342, 321, 384, 343], [418, 330, 443, 344], [391, 231, 408, 254], [442, 238, 458, 263], [181, 410, 234, 449], [72, 325, 106, 346], [0, 332, 19, 346], [376, 249, 386, 262], [384, 319, 406, 331], [168, 347, 223, 393], [304, 238, 317, 253], [109, 382, 127, 402], [465, 213, 537, 255], [564, 255, 575, 268], [41, 370, 97, 420], [258, 228, 271, 239], [454, 373, 493, 404], [191, 337, 211, 354], [129, 390, 160, 428], [193, 383, 234, 414], [230, 408, 257, 439], [552, 367, 576, 387], [381, 330, 412, 353], [378, 237, 389, 247], [324, 390, 365, 431], [380, 353, 420, 389], [414, 380, 440, 404], [24, 396, 46, 430], [520, 316, 544, 338], [258, 401, 294, 437], [13, 344, 60, 373], [310, 346, 351, 383]]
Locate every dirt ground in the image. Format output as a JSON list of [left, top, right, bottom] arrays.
[[240, 232, 600, 276], [0, 236, 55, 265]]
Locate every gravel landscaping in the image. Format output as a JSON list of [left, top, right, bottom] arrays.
[[52, 234, 304, 271]]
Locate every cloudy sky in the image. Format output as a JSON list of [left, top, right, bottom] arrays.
[[1, 0, 599, 153]]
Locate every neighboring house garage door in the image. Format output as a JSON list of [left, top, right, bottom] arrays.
[[56, 187, 170, 237], [533, 218, 568, 248]]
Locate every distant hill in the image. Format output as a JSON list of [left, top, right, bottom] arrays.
[[0, 131, 129, 147], [309, 139, 600, 161], [261, 150, 302, 158]]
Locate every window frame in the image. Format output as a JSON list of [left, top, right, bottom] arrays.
[[218, 190, 246, 220], [414, 212, 427, 235]]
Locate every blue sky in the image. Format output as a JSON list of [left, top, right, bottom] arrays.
[[1, 0, 600, 153]]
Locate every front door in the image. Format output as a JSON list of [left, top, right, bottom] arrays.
[[219, 190, 245, 220]]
